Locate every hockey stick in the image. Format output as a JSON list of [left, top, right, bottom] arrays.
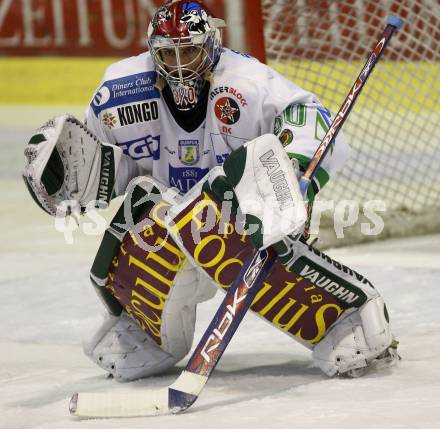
[[70, 248, 276, 417], [299, 16, 404, 196], [69, 15, 403, 418]]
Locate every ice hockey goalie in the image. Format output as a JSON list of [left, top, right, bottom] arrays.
[[22, 0, 399, 384]]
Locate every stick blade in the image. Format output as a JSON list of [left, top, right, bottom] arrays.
[[168, 388, 198, 413], [69, 371, 208, 418], [69, 389, 170, 418]]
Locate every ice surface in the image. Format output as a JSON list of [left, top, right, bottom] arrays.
[[1, 107, 439, 428], [2, 205, 439, 429]]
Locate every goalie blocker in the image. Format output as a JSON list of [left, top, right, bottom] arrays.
[[85, 134, 398, 381]]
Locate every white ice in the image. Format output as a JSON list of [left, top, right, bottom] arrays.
[[1, 107, 439, 429]]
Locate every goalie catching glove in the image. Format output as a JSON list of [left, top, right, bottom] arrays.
[[23, 115, 123, 216]]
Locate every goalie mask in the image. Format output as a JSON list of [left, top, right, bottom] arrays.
[[147, 0, 226, 110]]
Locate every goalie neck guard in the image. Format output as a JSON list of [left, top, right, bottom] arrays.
[[147, 0, 226, 111]]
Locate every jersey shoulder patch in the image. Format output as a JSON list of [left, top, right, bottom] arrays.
[[90, 53, 159, 117]]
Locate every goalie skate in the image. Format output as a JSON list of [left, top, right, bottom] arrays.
[[342, 340, 400, 378]]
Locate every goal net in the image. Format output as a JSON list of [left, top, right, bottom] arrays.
[[259, 0, 440, 247]]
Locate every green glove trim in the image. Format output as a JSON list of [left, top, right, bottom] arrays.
[[222, 146, 247, 187], [41, 148, 64, 196]]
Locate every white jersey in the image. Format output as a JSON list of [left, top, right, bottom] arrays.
[[86, 48, 350, 194]]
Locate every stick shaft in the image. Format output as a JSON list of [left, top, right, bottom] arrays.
[[168, 248, 277, 412], [300, 16, 403, 196], [187, 248, 277, 377]]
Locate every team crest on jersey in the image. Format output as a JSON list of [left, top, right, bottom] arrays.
[[102, 112, 117, 129], [279, 128, 294, 147], [214, 97, 240, 125], [179, 139, 200, 165]]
